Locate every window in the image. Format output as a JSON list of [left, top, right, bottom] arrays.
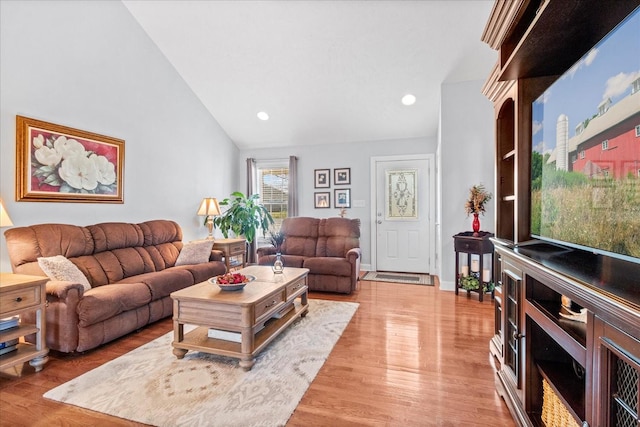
[[602, 140, 609, 150], [571, 155, 577, 164], [635, 125, 640, 137], [580, 150, 585, 159], [255, 161, 289, 247]]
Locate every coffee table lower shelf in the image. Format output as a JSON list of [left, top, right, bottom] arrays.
[[172, 300, 308, 370]]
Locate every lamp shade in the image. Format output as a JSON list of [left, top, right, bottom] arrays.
[[0, 199, 13, 227], [197, 198, 221, 216]]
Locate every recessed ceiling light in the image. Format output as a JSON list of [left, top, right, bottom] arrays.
[[402, 94, 416, 106], [257, 111, 269, 121]]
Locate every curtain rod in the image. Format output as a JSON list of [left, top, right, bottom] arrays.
[[247, 157, 295, 161]]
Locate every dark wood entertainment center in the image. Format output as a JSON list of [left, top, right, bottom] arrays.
[[481, 1, 640, 426]]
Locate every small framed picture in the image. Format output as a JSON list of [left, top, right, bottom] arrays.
[[334, 188, 351, 208], [314, 192, 330, 208], [314, 169, 330, 188], [334, 168, 351, 185]]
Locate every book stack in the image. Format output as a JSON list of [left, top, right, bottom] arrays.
[[0, 338, 19, 355], [0, 316, 20, 356], [207, 328, 241, 343]]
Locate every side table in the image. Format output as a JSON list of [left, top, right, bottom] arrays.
[[453, 231, 494, 302], [0, 273, 49, 372], [213, 238, 247, 271]]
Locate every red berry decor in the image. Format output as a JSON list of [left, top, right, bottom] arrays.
[[217, 273, 249, 285]]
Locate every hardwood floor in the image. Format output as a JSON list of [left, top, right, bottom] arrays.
[[0, 277, 515, 426]]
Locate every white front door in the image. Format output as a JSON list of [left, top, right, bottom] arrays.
[[372, 155, 433, 273]]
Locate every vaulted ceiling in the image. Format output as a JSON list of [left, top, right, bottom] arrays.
[[122, 0, 497, 149]]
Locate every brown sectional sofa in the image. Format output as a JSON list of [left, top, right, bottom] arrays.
[[4, 220, 226, 353], [256, 217, 361, 294]]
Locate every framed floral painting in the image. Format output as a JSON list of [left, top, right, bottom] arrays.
[[16, 116, 124, 203], [314, 169, 330, 188]]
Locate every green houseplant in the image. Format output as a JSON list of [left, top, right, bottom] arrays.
[[213, 192, 274, 244]]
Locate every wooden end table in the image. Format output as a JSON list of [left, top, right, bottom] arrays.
[[213, 238, 247, 271], [453, 231, 495, 302], [170, 265, 309, 370], [0, 273, 49, 372]]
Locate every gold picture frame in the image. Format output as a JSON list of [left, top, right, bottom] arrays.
[[16, 115, 124, 203]]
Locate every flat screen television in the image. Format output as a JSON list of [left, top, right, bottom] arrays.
[[530, 6, 640, 265]]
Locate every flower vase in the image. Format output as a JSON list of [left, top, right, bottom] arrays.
[[272, 252, 284, 274], [472, 213, 480, 235]]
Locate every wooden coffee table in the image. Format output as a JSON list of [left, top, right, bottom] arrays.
[[170, 265, 309, 370]]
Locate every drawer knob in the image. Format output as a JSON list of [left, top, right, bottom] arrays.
[[15, 297, 23, 303]]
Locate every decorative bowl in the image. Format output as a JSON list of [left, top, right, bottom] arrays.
[[209, 274, 255, 291]]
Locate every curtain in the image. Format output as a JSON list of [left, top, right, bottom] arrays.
[[246, 158, 257, 264], [288, 155, 298, 217]]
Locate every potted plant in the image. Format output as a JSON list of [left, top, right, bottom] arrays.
[[213, 192, 274, 244], [459, 275, 495, 293]]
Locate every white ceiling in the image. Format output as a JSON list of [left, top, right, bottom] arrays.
[[122, 0, 497, 150]]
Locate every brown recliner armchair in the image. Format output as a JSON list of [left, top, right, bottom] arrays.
[[256, 217, 361, 294]]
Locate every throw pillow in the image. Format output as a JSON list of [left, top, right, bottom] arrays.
[[175, 239, 214, 266], [37, 255, 91, 291]]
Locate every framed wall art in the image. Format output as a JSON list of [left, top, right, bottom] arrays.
[[334, 188, 351, 208], [334, 167, 351, 185], [314, 192, 330, 208], [16, 115, 124, 203], [314, 169, 330, 188]]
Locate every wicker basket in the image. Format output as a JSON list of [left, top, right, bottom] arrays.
[[541, 379, 581, 427]]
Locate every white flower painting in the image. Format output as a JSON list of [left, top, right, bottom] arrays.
[[17, 115, 124, 203], [31, 133, 117, 194]]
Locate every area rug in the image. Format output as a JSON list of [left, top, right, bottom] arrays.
[[362, 271, 432, 285], [44, 299, 358, 427]]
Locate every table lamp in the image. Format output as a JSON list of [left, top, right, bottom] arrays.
[[0, 199, 13, 228], [197, 197, 220, 239]]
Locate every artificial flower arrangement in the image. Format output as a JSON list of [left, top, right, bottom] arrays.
[[464, 184, 492, 216]]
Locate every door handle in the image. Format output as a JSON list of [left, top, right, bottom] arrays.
[[377, 220, 382, 224]]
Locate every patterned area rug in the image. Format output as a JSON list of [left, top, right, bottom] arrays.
[[44, 299, 358, 427], [362, 271, 433, 285]]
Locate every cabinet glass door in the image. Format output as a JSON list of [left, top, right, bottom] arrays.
[[598, 318, 640, 427], [503, 267, 522, 387], [601, 339, 640, 426]]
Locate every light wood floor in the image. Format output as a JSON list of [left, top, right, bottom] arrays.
[[0, 276, 515, 426]]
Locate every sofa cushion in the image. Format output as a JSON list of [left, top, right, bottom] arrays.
[[175, 240, 214, 266], [259, 254, 306, 268], [116, 269, 194, 300], [173, 262, 227, 284], [280, 217, 320, 257], [317, 217, 361, 257], [37, 255, 91, 291], [77, 282, 152, 327], [303, 257, 352, 277]]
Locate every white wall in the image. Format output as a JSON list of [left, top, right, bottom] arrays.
[[438, 79, 495, 290], [0, 1, 238, 271], [239, 137, 436, 269]]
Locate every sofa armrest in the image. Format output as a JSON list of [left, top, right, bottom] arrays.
[[23, 280, 84, 353], [46, 280, 86, 300], [210, 250, 224, 262], [347, 248, 362, 292], [346, 247, 361, 263], [257, 246, 277, 258]]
